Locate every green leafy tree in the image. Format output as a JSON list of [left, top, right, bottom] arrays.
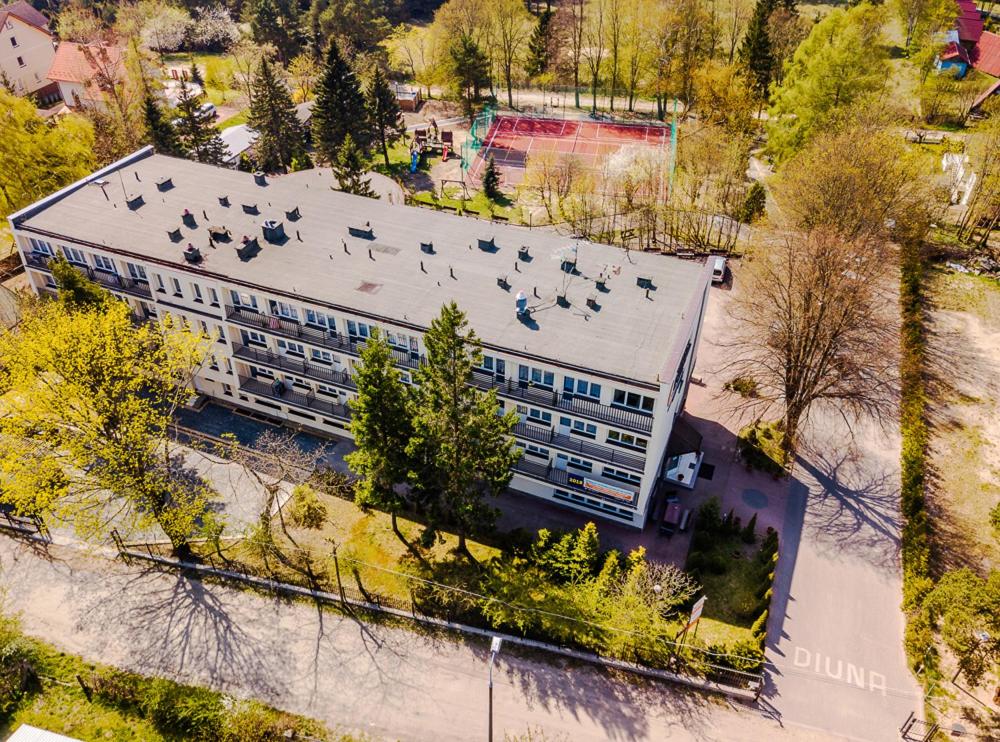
[[346, 328, 414, 534], [331, 134, 377, 197], [174, 79, 228, 165], [766, 4, 889, 162], [449, 34, 491, 123], [49, 254, 109, 310], [311, 40, 370, 162], [366, 66, 405, 168], [407, 302, 519, 555], [248, 58, 307, 172], [0, 607, 37, 716], [142, 91, 184, 156], [482, 155, 501, 200], [247, 0, 297, 63], [526, 10, 554, 79], [0, 90, 94, 223], [0, 302, 212, 557]]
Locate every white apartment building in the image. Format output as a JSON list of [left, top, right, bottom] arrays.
[[0, 1, 56, 98], [9, 148, 713, 529]]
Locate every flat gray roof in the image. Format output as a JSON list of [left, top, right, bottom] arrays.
[[14, 151, 709, 384]]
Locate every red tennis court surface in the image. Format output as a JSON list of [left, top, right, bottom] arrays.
[[469, 115, 670, 186]]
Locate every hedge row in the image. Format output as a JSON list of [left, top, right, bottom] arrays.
[[899, 242, 934, 664]]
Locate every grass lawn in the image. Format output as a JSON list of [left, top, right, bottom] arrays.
[[217, 108, 249, 130], [410, 189, 518, 222], [693, 538, 766, 629]]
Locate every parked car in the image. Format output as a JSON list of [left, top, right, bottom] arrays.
[[712, 256, 727, 284]]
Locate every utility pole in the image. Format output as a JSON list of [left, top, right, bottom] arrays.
[[488, 636, 502, 742]]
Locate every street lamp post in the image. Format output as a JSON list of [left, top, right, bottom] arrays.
[[488, 636, 502, 742]]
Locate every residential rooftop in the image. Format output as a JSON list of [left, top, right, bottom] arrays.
[[12, 149, 710, 385]]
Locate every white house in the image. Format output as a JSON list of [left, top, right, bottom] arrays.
[[0, 1, 57, 101]]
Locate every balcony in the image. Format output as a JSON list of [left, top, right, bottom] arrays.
[[232, 343, 357, 391], [512, 457, 639, 507], [24, 253, 152, 300], [470, 370, 654, 434], [225, 305, 424, 369], [238, 375, 351, 421], [512, 422, 645, 472]]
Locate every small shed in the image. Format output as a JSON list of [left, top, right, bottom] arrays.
[[392, 83, 422, 112]]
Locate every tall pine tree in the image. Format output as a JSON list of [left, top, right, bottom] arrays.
[[174, 80, 228, 165], [367, 66, 405, 169], [248, 58, 307, 172], [312, 41, 370, 163], [332, 134, 376, 197], [407, 302, 519, 556], [526, 10, 553, 79], [142, 91, 183, 157], [346, 329, 415, 535], [248, 0, 297, 63], [482, 155, 501, 200], [738, 0, 776, 101]]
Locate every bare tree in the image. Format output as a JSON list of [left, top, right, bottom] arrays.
[[724, 230, 897, 455], [583, 0, 607, 113], [560, 0, 587, 108], [491, 0, 531, 107]]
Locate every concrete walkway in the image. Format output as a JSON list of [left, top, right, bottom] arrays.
[[0, 538, 836, 742]]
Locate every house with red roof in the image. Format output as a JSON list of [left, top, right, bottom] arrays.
[[939, 0, 1000, 79], [46, 41, 125, 110], [0, 1, 58, 101]]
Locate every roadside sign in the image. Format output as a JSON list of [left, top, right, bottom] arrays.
[[685, 596, 706, 631]]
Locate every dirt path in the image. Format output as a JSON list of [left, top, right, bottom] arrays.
[[0, 537, 837, 742]]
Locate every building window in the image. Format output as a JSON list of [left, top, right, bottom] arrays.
[[563, 376, 602, 401], [191, 283, 203, 303], [231, 290, 258, 310], [92, 254, 116, 273], [305, 308, 337, 330], [216, 326, 226, 344], [607, 430, 647, 451], [62, 246, 86, 265], [251, 365, 274, 378], [480, 355, 506, 379], [170, 277, 182, 297], [277, 339, 305, 357], [612, 389, 655, 413], [208, 353, 219, 370], [316, 384, 340, 399], [242, 329, 268, 348], [224, 358, 232, 374], [199, 320, 210, 337], [208, 287, 220, 306], [556, 453, 593, 473], [222, 383, 233, 396], [284, 374, 310, 390], [154, 274, 165, 292], [528, 408, 552, 426], [126, 262, 147, 282], [311, 348, 335, 365], [559, 417, 597, 439], [346, 320, 373, 339], [602, 466, 641, 485], [523, 443, 550, 459], [29, 238, 53, 255], [16, 55, 24, 67], [269, 299, 298, 320], [518, 364, 554, 389]]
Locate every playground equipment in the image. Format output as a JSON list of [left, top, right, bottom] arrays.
[[408, 118, 456, 172]]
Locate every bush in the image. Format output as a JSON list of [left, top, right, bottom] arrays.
[[288, 484, 327, 529], [741, 513, 758, 544], [697, 496, 723, 534], [737, 182, 767, 223], [750, 609, 769, 640], [723, 376, 759, 398], [140, 678, 225, 739], [0, 612, 38, 715], [737, 421, 787, 476], [710, 638, 765, 673], [221, 700, 314, 742], [90, 667, 141, 708]]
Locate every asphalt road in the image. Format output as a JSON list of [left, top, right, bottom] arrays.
[[0, 538, 835, 742]]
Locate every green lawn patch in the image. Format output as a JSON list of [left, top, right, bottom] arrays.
[[216, 109, 249, 130], [737, 420, 787, 476]]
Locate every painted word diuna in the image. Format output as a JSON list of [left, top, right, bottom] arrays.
[[792, 646, 887, 697]]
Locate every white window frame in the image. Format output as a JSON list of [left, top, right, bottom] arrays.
[[311, 348, 334, 365], [170, 277, 182, 297], [208, 287, 220, 306], [126, 262, 147, 282], [270, 300, 299, 321], [191, 283, 203, 303], [277, 339, 306, 357], [92, 254, 116, 273], [63, 246, 86, 265], [244, 329, 268, 348], [29, 238, 53, 255]]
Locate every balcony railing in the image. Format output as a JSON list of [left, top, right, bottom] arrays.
[[226, 305, 652, 434], [238, 375, 351, 421], [512, 422, 645, 472], [512, 457, 639, 507], [470, 370, 654, 434], [225, 305, 424, 369], [232, 343, 357, 391], [25, 253, 152, 299]]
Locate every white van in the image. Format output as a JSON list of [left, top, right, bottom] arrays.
[[711, 256, 727, 284]]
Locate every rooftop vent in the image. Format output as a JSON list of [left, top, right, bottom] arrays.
[[586, 294, 599, 309], [155, 176, 173, 191], [515, 290, 529, 317], [478, 237, 496, 252], [595, 275, 608, 291], [167, 227, 183, 242], [285, 206, 301, 221], [183, 243, 201, 263], [253, 171, 267, 186], [556, 291, 570, 308], [235, 235, 259, 259], [636, 275, 654, 290], [348, 224, 374, 239], [497, 275, 510, 290], [420, 241, 434, 254], [518, 245, 531, 261], [126, 193, 144, 210], [208, 225, 230, 241], [242, 203, 259, 215], [182, 209, 196, 227], [262, 219, 286, 243], [561, 258, 577, 274], [218, 195, 230, 207]]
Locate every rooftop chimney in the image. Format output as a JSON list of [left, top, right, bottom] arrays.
[[183, 243, 201, 263], [253, 171, 267, 186], [261, 219, 285, 243], [156, 176, 173, 191]]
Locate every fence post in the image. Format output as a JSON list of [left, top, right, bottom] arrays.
[[332, 545, 345, 603]]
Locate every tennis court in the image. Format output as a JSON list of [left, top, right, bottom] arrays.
[[468, 114, 670, 186]]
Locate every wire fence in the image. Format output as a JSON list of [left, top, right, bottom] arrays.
[[112, 529, 764, 698]]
